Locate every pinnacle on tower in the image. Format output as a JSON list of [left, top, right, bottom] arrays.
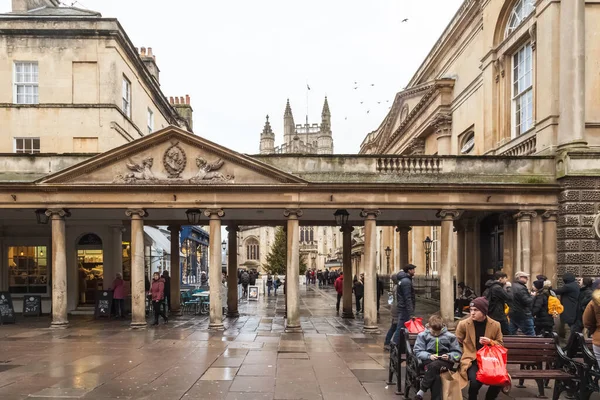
[[261, 115, 274, 136], [284, 99, 293, 118], [321, 96, 330, 118]]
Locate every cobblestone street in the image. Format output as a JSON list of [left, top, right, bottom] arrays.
[[0, 284, 575, 399]]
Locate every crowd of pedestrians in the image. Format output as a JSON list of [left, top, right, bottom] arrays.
[[381, 262, 600, 400]]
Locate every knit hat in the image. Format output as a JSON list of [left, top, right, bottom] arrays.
[[470, 297, 489, 316], [533, 280, 544, 290], [593, 279, 600, 291]]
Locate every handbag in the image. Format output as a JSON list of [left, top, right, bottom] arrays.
[[476, 344, 510, 386], [404, 317, 425, 334]]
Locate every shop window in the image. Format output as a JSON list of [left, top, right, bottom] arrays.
[[8, 246, 48, 294]]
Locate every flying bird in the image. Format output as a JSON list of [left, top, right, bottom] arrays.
[[354, 86, 358, 90], [371, 84, 375, 86], [367, 110, 370, 114], [360, 101, 363, 104], [401, 18, 408, 23]]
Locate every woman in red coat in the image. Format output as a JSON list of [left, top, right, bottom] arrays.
[[150, 272, 168, 325]]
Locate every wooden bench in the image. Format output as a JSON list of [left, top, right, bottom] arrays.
[[387, 329, 417, 396], [397, 331, 582, 399], [572, 332, 599, 399]]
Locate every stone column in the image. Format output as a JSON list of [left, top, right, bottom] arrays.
[[514, 211, 537, 276], [47, 208, 70, 329], [558, 0, 587, 149], [284, 209, 302, 332], [226, 225, 239, 317], [169, 224, 181, 315], [530, 215, 544, 279], [502, 214, 515, 280], [454, 223, 465, 288], [437, 210, 461, 324], [359, 252, 365, 276], [542, 211, 558, 284], [126, 208, 147, 329], [204, 209, 225, 330], [341, 225, 354, 319], [361, 209, 381, 333], [396, 226, 411, 271], [434, 113, 452, 155]]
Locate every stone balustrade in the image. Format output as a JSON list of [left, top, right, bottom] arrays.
[[376, 156, 442, 173]]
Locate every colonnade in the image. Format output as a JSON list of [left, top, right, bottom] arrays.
[[46, 207, 557, 333]]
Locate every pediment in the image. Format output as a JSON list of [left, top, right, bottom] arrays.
[[38, 126, 307, 185]]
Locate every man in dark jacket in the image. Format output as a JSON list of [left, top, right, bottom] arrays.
[[483, 271, 512, 335], [573, 277, 594, 333], [392, 264, 416, 345], [376, 273, 384, 313], [241, 270, 250, 297], [555, 272, 581, 337], [508, 271, 535, 336]]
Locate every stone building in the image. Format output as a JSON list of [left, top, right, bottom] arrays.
[[0, 0, 192, 155], [239, 98, 337, 273], [359, 0, 600, 296], [0, 0, 198, 312]]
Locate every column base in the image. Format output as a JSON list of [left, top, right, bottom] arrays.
[[285, 324, 302, 333], [130, 322, 147, 329], [557, 140, 588, 151], [363, 325, 380, 334], [209, 322, 225, 330], [341, 311, 355, 319], [170, 308, 182, 316], [226, 311, 240, 318], [50, 321, 69, 329]]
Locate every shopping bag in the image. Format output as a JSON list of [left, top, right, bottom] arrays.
[[476, 344, 510, 386], [441, 370, 462, 400], [404, 317, 425, 334]]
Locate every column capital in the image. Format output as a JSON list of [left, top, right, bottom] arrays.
[[283, 208, 303, 218], [226, 225, 239, 233], [125, 208, 147, 218], [436, 210, 461, 220], [360, 209, 381, 219], [340, 225, 354, 234], [204, 208, 225, 219], [434, 113, 452, 137], [46, 208, 71, 218], [541, 210, 558, 221], [513, 211, 537, 221], [395, 226, 412, 234]]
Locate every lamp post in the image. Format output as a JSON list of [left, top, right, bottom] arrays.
[[423, 236, 433, 277], [384, 246, 391, 275]]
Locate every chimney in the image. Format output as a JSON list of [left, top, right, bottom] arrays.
[[170, 94, 194, 132], [138, 45, 160, 84], [12, 0, 59, 12]]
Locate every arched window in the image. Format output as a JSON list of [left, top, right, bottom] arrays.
[[460, 131, 475, 155], [246, 238, 259, 260], [309, 227, 314, 243], [504, 0, 535, 38]]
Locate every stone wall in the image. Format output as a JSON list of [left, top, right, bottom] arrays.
[[557, 176, 600, 285]]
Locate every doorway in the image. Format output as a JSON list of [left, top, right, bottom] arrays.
[[77, 233, 103, 305], [480, 215, 504, 291]]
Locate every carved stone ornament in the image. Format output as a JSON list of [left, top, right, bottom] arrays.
[[513, 211, 537, 221], [360, 209, 381, 219], [594, 213, 600, 239], [283, 209, 303, 218], [529, 22, 537, 51], [436, 210, 461, 220], [408, 138, 425, 155], [203, 208, 225, 218], [114, 157, 158, 183], [45, 208, 71, 218], [163, 141, 187, 178], [191, 156, 234, 183], [433, 113, 452, 136]]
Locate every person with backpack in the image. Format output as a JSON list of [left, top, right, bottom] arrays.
[[555, 272, 581, 338], [532, 280, 555, 335], [482, 271, 512, 335], [353, 274, 364, 314], [241, 270, 250, 297], [574, 277, 594, 334]]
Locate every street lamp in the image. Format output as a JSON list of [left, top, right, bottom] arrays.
[[423, 236, 433, 277], [221, 240, 227, 252], [334, 209, 350, 226], [385, 246, 391, 274], [185, 208, 202, 224]]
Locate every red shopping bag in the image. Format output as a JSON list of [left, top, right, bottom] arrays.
[[476, 344, 510, 386], [404, 317, 425, 334]]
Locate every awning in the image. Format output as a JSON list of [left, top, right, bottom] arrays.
[[144, 226, 173, 254]]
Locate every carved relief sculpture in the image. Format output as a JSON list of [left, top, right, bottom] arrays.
[[115, 157, 158, 183], [191, 156, 234, 182], [163, 141, 187, 178]]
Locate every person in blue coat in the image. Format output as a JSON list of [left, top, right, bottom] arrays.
[[392, 264, 416, 345]]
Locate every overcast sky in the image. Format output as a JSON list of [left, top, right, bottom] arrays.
[[1, 0, 464, 154]]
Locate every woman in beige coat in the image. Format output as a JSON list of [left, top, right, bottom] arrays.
[[455, 297, 504, 400]]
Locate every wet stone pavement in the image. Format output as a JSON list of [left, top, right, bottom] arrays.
[[0, 284, 577, 399]]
